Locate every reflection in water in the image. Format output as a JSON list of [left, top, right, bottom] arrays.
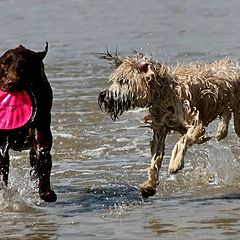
[[0, 209, 59, 240], [144, 219, 176, 235], [55, 184, 143, 214]]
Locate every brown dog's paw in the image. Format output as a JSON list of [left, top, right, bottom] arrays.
[[140, 185, 156, 198], [40, 190, 57, 202]]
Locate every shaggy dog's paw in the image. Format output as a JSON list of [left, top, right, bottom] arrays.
[[168, 161, 184, 174], [40, 190, 57, 202], [140, 182, 156, 198], [140, 186, 156, 198], [168, 166, 181, 174]]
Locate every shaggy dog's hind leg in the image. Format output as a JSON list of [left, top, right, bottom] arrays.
[[168, 122, 205, 174], [216, 110, 231, 141], [140, 127, 168, 198]]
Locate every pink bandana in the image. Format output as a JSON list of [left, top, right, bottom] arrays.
[[0, 90, 33, 130]]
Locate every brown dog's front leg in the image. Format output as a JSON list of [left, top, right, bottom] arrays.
[[0, 137, 10, 186], [30, 128, 57, 202]]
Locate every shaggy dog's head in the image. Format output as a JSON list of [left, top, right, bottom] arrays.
[[98, 51, 163, 120]]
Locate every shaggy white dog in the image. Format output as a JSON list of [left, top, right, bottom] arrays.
[[98, 52, 240, 197]]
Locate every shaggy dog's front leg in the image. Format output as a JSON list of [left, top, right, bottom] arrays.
[[168, 122, 206, 174], [140, 127, 168, 198]]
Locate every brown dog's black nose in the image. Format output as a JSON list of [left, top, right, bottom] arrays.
[[7, 81, 19, 91], [7, 81, 15, 88]]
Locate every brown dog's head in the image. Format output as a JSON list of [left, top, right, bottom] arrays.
[[0, 43, 48, 92]]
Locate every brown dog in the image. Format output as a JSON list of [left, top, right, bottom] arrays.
[[98, 51, 240, 198], [0, 43, 57, 202]]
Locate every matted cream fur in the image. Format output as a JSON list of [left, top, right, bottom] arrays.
[[98, 52, 240, 197]]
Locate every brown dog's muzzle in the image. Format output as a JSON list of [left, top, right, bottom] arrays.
[[5, 80, 21, 92], [2, 73, 22, 92]]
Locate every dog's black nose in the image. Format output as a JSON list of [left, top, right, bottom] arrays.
[[98, 89, 107, 109], [99, 89, 107, 100], [7, 81, 19, 91]]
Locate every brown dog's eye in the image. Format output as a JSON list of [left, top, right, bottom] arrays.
[[19, 68, 25, 74]]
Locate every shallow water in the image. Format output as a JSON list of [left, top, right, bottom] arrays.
[[1, 0, 240, 239]]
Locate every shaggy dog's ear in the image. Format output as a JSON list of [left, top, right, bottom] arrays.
[[138, 62, 155, 76], [138, 61, 156, 86], [138, 62, 150, 73]]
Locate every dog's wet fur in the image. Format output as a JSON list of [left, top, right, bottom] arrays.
[[0, 43, 56, 202], [98, 51, 240, 197]]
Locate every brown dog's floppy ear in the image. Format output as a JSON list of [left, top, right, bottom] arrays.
[[18, 44, 26, 49], [37, 42, 48, 60]]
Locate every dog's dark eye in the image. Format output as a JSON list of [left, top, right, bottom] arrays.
[[120, 79, 129, 85], [16, 60, 27, 74], [19, 68, 25, 74]]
